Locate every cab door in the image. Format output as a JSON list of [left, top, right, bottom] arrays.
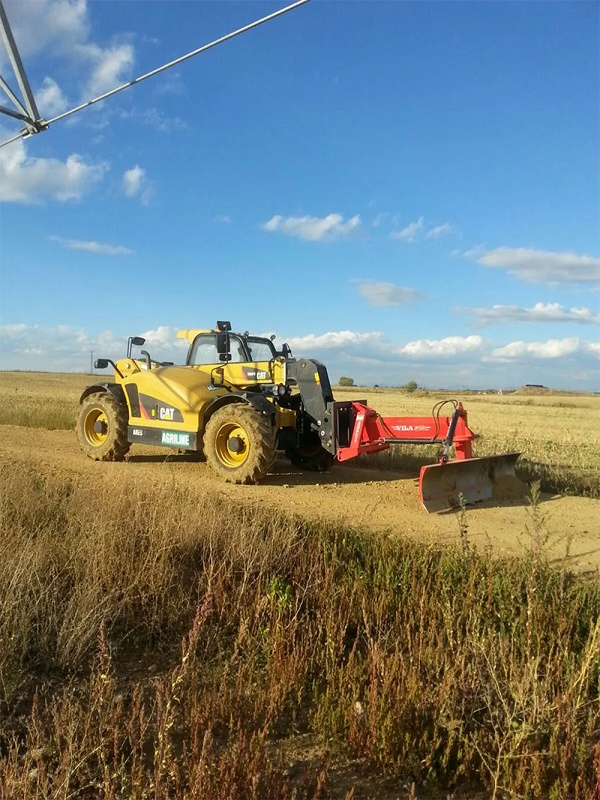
[[187, 332, 275, 388]]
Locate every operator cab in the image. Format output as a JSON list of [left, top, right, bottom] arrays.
[[179, 321, 292, 367]]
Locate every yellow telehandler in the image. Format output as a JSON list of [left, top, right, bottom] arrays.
[[77, 321, 519, 511]]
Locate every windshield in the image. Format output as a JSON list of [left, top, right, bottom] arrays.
[[189, 333, 249, 365], [246, 337, 277, 361]]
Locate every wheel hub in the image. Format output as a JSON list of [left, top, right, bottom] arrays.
[[94, 419, 108, 435], [215, 422, 249, 466], [84, 407, 109, 446], [227, 436, 244, 453]]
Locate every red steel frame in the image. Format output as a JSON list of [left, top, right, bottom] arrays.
[[336, 402, 475, 462]]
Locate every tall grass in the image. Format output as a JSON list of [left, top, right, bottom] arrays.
[[1, 464, 598, 798]]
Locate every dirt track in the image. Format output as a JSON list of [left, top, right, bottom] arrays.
[[2, 424, 599, 572]]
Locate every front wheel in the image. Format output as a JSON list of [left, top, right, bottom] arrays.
[[77, 392, 130, 461], [286, 443, 334, 472], [204, 404, 276, 484]]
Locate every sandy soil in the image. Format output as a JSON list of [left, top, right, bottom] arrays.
[[2, 424, 599, 572]]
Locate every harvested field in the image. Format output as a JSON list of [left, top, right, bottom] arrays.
[[1, 424, 599, 571], [0, 371, 598, 570], [1, 372, 599, 798]]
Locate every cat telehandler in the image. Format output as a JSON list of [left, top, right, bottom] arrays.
[[77, 321, 519, 512]]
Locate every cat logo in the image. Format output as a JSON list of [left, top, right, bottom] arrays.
[[242, 367, 269, 381], [159, 407, 175, 421]]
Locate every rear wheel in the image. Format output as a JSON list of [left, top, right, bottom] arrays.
[[204, 403, 276, 484], [286, 442, 334, 472], [77, 392, 129, 461]]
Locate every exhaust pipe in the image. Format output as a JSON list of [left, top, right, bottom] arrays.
[[419, 452, 522, 513]]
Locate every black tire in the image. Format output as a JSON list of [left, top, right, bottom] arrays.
[[287, 443, 334, 472], [77, 392, 130, 462], [204, 403, 276, 485]]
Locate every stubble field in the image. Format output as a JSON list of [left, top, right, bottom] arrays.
[[0, 371, 599, 799]]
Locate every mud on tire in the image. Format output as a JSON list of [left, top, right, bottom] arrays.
[[77, 392, 130, 462], [204, 403, 277, 485]]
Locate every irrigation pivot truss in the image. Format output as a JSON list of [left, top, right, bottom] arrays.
[[0, 0, 311, 149]]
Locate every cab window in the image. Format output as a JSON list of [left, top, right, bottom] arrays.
[[246, 337, 276, 361], [189, 334, 248, 365]]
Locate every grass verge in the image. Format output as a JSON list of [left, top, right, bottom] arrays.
[[1, 463, 598, 798]]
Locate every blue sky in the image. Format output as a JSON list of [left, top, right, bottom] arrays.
[[0, 0, 598, 390]]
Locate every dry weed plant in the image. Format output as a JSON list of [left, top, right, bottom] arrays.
[[0, 462, 598, 798]]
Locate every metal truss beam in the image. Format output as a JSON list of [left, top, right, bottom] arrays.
[[0, 0, 311, 148], [0, 0, 47, 136]]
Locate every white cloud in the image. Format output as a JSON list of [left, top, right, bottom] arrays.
[[391, 335, 485, 359], [2, 322, 598, 390], [0, 0, 90, 61], [262, 213, 361, 242], [286, 330, 384, 350], [0, 322, 186, 371], [140, 326, 188, 350], [78, 41, 134, 98], [1, 1, 134, 124], [284, 330, 484, 361], [391, 217, 425, 242], [0, 137, 106, 203], [122, 165, 144, 196], [35, 76, 69, 117], [214, 214, 231, 223], [467, 302, 600, 326], [122, 165, 153, 205], [49, 235, 133, 255], [357, 281, 422, 307], [489, 337, 583, 361], [0, 323, 123, 371], [427, 223, 453, 240], [467, 247, 600, 284]]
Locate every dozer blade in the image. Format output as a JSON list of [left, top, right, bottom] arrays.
[[419, 453, 522, 513]]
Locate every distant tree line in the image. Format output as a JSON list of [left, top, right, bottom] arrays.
[[338, 377, 419, 392]]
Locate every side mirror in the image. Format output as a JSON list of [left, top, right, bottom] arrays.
[[219, 353, 232, 362], [281, 343, 292, 358], [94, 358, 109, 369], [127, 335, 146, 358], [216, 332, 229, 356]]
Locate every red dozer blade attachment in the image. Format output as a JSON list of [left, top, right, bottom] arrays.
[[419, 453, 522, 513]]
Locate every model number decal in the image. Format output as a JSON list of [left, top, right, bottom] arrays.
[[161, 432, 190, 447], [132, 428, 143, 436]]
